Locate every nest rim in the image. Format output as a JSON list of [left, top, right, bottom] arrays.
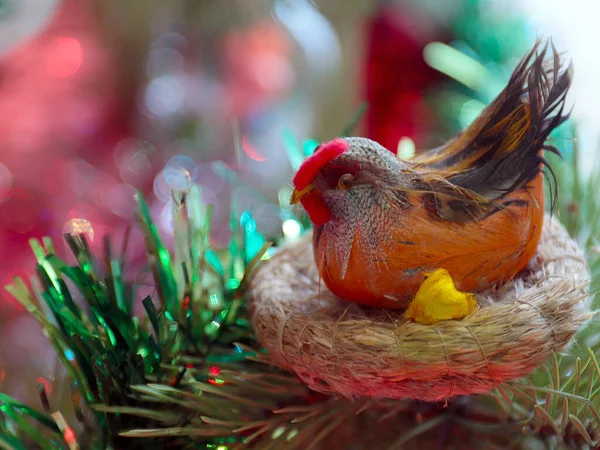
[[249, 217, 592, 401]]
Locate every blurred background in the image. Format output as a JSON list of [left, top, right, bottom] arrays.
[[0, 0, 598, 422]]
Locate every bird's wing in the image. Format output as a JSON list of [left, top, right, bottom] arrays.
[[408, 40, 571, 222]]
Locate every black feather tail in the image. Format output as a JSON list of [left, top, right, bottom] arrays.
[[414, 39, 572, 211]]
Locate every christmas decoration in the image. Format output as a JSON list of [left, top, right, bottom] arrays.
[[364, 2, 446, 150], [0, 0, 149, 316], [288, 42, 570, 310], [2, 3, 600, 450], [403, 268, 476, 325], [0, 153, 599, 448], [364, 0, 533, 151], [249, 213, 590, 401]]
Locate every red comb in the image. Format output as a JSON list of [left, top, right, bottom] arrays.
[[293, 138, 349, 189]]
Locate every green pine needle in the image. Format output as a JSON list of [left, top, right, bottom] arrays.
[[1, 109, 599, 449]]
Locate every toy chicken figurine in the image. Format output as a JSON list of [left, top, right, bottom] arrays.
[[290, 41, 571, 314]]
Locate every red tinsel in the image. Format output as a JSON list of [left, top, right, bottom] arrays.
[[364, 6, 446, 152]]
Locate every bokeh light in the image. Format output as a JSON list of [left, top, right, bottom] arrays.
[[44, 37, 83, 78], [146, 48, 184, 78], [282, 219, 302, 240], [396, 137, 416, 160], [0, 162, 12, 200], [1, 0, 598, 444], [153, 173, 172, 202], [273, 0, 341, 78], [159, 200, 174, 235], [145, 75, 185, 117], [151, 32, 188, 53], [242, 134, 267, 162], [250, 52, 294, 92], [163, 155, 197, 191], [113, 139, 154, 184], [459, 99, 486, 128], [63, 218, 94, 241]]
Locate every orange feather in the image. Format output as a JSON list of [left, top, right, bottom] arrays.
[[316, 176, 543, 308], [294, 40, 570, 310]]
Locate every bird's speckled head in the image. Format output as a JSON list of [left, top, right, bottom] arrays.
[[291, 137, 409, 226]]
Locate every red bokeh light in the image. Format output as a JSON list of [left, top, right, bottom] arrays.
[[63, 427, 76, 445], [242, 135, 267, 162], [44, 37, 83, 78]]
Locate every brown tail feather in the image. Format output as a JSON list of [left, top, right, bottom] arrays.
[[411, 40, 571, 212]]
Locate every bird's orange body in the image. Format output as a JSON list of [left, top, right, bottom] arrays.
[[291, 42, 570, 310], [316, 176, 544, 309]]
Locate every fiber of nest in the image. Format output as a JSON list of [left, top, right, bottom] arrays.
[[248, 216, 593, 402]]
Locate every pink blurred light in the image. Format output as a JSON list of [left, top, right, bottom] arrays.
[[0, 163, 12, 201], [241, 135, 267, 162], [250, 53, 294, 92], [63, 427, 77, 445], [44, 37, 83, 78]]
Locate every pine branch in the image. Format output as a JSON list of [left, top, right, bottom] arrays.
[[1, 102, 599, 449], [1, 185, 306, 449], [471, 129, 600, 448]]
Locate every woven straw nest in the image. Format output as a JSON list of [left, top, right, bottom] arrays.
[[248, 217, 593, 401]]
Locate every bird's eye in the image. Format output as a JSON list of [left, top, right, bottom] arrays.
[[337, 173, 354, 190]]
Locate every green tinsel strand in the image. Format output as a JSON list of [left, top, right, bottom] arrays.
[[1, 88, 599, 450]]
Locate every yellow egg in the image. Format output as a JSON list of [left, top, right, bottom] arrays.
[[404, 268, 477, 325]]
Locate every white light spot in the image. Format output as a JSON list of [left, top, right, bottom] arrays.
[[63, 218, 94, 241], [397, 137, 416, 160], [153, 173, 171, 202], [160, 201, 174, 235], [145, 75, 185, 117], [459, 99, 486, 128], [274, 0, 341, 78], [282, 219, 302, 240], [164, 155, 197, 191]]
